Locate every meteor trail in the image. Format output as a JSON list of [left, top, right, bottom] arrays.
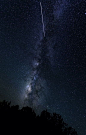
[[40, 2, 45, 37]]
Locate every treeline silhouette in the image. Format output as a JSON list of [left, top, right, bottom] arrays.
[[0, 100, 78, 135]]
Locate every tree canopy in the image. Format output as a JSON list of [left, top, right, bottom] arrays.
[[0, 100, 78, 135]]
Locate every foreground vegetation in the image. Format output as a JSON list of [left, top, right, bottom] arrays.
[[0, 100, 78, 135]]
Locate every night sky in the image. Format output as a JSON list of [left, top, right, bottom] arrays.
[[0, 0, 86, 134]]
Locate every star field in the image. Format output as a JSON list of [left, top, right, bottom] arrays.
[[0, 0, 86, 135]]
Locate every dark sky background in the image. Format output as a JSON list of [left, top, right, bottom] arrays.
[[0, 0, 86, 135]]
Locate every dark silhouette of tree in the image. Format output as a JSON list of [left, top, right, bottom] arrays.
[[0, 100, 11, 111], [11, 105, 19, 110], [0, 100, 78, 135]]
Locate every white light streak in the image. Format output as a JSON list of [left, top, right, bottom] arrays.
[[40, 2, 45, 37]]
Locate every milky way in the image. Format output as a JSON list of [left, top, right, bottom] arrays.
[[0, 0, 85, 135], [23, 56, 48, 112]]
